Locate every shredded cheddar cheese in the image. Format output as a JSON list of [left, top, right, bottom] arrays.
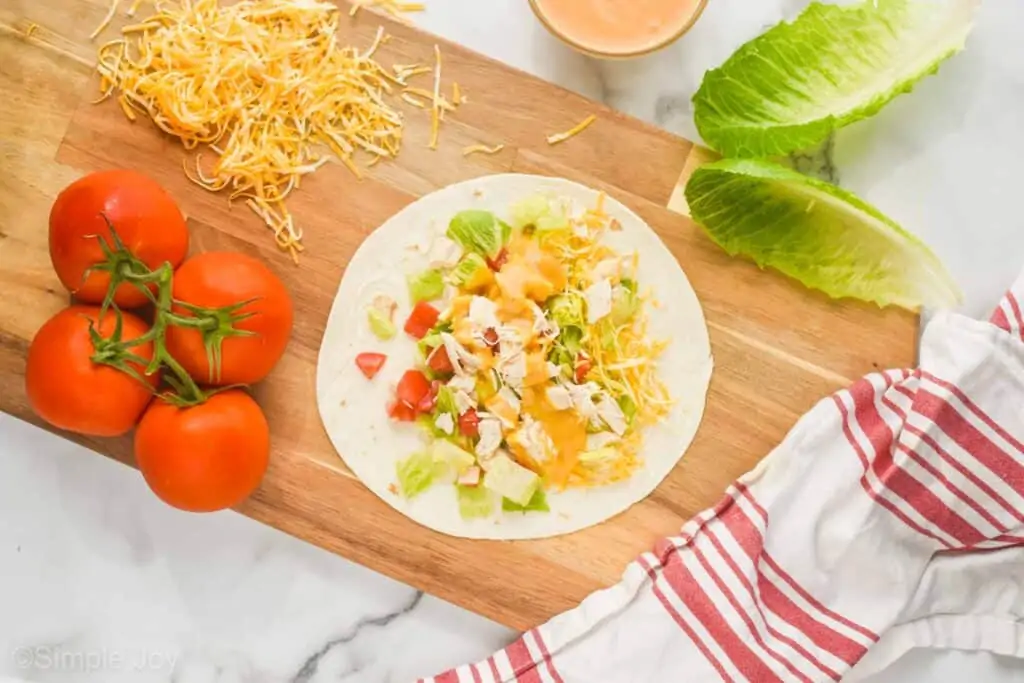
[[462, 144, 504, 156], [546, 114, 598, 145], [93, 0, 459, 260], [350, 0, 426, 19], [90, 0, 120, 40], [429, 44, 442, 149]]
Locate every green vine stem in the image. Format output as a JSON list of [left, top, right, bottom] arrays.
[[86, 218, 254, 407]]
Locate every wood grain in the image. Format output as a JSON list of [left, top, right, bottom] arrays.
[[0, 0, 919, 630]]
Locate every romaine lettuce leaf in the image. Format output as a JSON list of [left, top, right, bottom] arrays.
[[693, 0, 977, 157], [685, 159, 961, 310]]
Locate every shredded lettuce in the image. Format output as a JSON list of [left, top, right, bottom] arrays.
[[502, 488, 549, 513], [447, 210, 506, 258], [395, 451, 440, 499], [693, 0, 978, 157], [407, 269, 445, 304], [457, 485, 495, 519], [367, 308, 396, 340]]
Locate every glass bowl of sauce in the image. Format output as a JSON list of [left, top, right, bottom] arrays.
[[529, 0, 708, 59]]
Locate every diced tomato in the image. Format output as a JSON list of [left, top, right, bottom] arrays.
[[396, 369, 431, 408], [403, 301, 440, 340], [426, 345, 454, 374], [458, 408, 480, 437], [486, 249, 508, 272], [416, 380, 441, 414], [574, 355, 592, 384], [387, 399, 417, 422], [482, 328, 499, 348], [354, 352, 387, 380]]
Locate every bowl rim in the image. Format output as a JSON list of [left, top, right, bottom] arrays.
[[527, 0, 710, 60]]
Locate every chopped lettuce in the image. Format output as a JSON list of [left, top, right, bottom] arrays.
[[447, 210, 506, 258], [395, 451, 440, 499], [502, 488, 549, 513], [617, 394, 637, 427], [693, 0, 977, 158], [558, 325, 583, 355], [435, 385, 457, 417], [510, 195, 549, 230], [448, 253, 490, 288], [417, 333, 442, 360], [432, 439, 475, 475], [611, 281, 638, 325], [483, 453, 540, 506], [457, 485, 495, 519], [367, 308, 396, 340], [548, 293, 585, 329], [407, 269, 445, 304], [511, 194, 570, 232], [685, 158, 961, 309]]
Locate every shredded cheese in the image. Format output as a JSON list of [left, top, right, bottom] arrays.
[[90, 0, 121, 40], [546, 114, 598, 145], [24, 22, 39, 38], [94, 0, 459, 260], [350, 0, 426, 19], [401, 93, 426, 108], [127, 0, 145, 16], [428, 44, 442, 149], [462, 144, 504, 157]]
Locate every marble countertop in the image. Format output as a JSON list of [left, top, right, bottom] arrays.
[[3, 0, 1024, 681]]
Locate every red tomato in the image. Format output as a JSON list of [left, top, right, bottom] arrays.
[[49, 170, 189, 308], [25, 306, 157, 437], [575, 355, 592, 383], [458, 409, 480, 437], [355, 352, 387, 380], [164, 252, 293, 385], [426, 345, 454, 374], [486, 249, 508, 272], [403, 301, 439, 339], [416, 380, 441, 413], [396, 369, 431, 407], [134, 390, 269, 512], [387, 399, 417, 422]]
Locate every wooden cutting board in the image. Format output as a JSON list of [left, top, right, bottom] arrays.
[[0, 0, 918, 630]]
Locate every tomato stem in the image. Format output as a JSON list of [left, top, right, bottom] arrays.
[[85, 221, 234, 407]]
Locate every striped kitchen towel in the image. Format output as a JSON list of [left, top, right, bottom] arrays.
[[420, 273, 1024, 683]]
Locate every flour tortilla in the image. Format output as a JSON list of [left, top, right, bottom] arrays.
[[316, 174, 712, 539]]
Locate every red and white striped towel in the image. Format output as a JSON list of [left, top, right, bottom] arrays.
[[420, 273, 1024, 683]]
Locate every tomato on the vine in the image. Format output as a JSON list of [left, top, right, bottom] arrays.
[[164, 252, 294, 386], [134, 389, 270, 512], [49, 170, 189, 308], [25, 306, 157, 436]]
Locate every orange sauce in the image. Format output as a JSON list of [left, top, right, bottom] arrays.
[[522, 388, 587, 487], [533, 0, 703, 55]]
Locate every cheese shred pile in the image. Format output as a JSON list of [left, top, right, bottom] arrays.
[[94, 0, 453, 260]]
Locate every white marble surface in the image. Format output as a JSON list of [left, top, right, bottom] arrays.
[[3, 0, 1024, 681]]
